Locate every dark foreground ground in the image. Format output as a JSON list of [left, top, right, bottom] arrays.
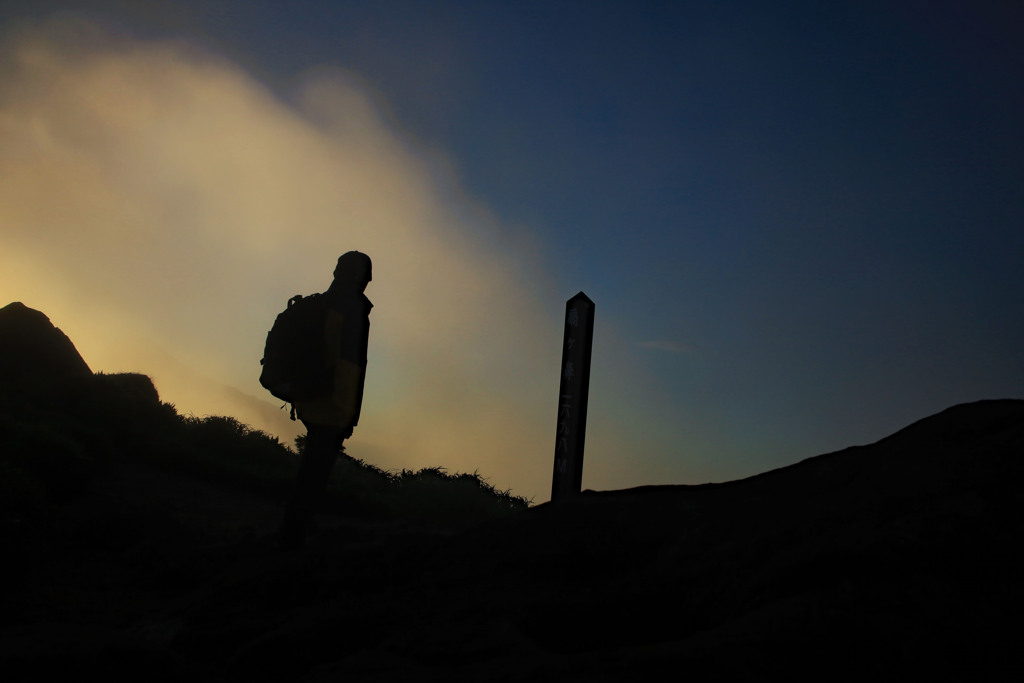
[[3, 399, 1023, 682]]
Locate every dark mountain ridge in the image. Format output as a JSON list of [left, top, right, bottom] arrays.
[[1, 302, 1021, 681]]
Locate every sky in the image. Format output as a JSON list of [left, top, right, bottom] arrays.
[[1, 1, 1022, 503]]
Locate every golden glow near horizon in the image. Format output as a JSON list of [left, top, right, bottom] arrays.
[[0, 19, 573, 498], [0, 19, 696, 502]]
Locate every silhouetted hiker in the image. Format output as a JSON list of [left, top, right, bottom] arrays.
[[278, 251, 373, 549]]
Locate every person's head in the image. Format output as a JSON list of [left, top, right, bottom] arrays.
[[332, 251, 372, 292]]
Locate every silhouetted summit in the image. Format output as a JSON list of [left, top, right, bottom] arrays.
[[2, 302, 1022, 681], [0, 302, 91, 389]]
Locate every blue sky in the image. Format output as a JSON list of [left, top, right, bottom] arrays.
[[2, 1, 1022, 501]]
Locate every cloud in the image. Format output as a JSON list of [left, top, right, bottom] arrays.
[[0, 19, 571, 499], [636, 340, 696, 354]]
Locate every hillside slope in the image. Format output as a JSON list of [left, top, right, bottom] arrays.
[[1, 302, 1022, 680], [3, 401, 1020, 681]]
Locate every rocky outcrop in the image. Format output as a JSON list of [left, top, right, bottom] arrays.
[[0, 302, 92, 390]]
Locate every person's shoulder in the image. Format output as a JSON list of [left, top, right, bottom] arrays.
[[321, 290, 346, 310], [337, 293, 371, 312]]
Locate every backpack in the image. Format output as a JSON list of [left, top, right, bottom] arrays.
[[259, 293, 332, 419]]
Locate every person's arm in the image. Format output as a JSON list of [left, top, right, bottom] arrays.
[[325, 309, 361, 427]]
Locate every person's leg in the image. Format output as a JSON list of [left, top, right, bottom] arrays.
[[279, 423, 344, 549]]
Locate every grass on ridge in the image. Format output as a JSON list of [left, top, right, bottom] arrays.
[[1, 372, 531, 531]]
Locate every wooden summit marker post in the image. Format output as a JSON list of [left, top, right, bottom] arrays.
[[551, 292, 595, 501]]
